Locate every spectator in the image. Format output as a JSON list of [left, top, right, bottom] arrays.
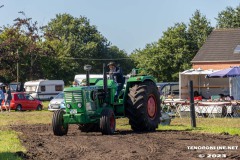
[[0, 87, 4, 112], [72, 80, 78, 87], [5, 85, 12, 112]]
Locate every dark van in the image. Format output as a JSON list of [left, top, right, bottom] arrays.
[[156, 82, 179, 99]]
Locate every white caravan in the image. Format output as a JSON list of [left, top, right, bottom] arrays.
[[24, 80, 64, 100], [74, 74, 104, 84], [74, 74, 130, 84]]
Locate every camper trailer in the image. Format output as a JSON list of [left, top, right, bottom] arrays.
[[74, 74, 104, 84], [24, 80, 64, 101], [74, 74, 129, 85]]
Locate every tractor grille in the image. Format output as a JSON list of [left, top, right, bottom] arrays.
[[65, 91, 82, 103]]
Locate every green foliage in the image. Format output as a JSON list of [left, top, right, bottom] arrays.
[[0, 13, 134, 85], [0, 13, 50, 83], [42, 13, 133, 83], [188, 10, 213, 53], [216, 6, 240, 28], [131, 10, 213, 82], [131, 23, 191, 82]]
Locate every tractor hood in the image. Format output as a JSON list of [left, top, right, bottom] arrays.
[[127, 75, 156, 83]]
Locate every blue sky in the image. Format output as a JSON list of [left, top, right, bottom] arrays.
[[0, 0, 239, 53]]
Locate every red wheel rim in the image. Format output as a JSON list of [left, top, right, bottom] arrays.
[[110, 113, 115, 130], [147, 94, 157, 119]]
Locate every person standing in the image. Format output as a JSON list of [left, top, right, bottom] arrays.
[[5, 85, 12, 112], [0, 86, 5, 112]]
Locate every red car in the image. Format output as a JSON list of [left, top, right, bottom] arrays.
[[1, 92, 43, 111]]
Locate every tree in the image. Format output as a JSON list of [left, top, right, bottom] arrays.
[[131, 23, 190, 82], [216, 5, 240, 28], [131, 10, 213, 82], [43, 13, 133, 83], [188, 10, 213, 54], [0, 12, 49, 83]]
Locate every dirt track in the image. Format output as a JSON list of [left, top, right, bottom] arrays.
[[12, 124, 240, 160]]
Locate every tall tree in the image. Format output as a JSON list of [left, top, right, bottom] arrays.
[[131, 10, 213, 82], [43, 13, 133, 83], [216, 5, 240, 28], [131, 23, 190, 82], [0, 12, 48, 82], [188, 10, 213, 55]]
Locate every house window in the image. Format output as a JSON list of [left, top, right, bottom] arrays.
[[55, 85, 63, 91], [233, 45, 240, 54], [41, 86, 46, 92]]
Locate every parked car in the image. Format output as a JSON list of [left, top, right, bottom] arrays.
[[157, 82, 179, 99], [1, 92, 43, 111], [48, 92, 65, 111]]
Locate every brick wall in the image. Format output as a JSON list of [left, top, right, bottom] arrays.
[[192, 62, 240, 70]]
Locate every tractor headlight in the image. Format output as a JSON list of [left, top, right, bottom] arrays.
[[77, 103, 82, 108], [66, 103, 71, 108]]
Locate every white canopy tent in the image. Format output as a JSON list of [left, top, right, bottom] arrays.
[[230, 77, 240, 100], [179, 68, 229, 99]]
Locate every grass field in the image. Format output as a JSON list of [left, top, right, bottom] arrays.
[[0, 101, 239, 159]]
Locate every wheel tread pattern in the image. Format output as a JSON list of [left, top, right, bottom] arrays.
[[100, 108, 115, 135], [52, 110, 68, 136], [126, 81, 161, 132]]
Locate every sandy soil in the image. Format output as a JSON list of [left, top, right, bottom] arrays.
[[12, 124, 240, 160]]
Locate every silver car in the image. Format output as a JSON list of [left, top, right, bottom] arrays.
[[48, 92, 65, 111]]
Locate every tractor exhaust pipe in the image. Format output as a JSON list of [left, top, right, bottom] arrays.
[[103, 63, 108, 94], [84, 65, 92, 86]]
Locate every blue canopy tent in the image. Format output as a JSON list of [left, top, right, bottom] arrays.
[[206, 67, 240, 100], [206, 66, 240, 78]]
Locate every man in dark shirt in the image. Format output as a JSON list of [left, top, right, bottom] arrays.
[[0, 86, 5, 112], [5, 85, 12, 112], [108, 62, 125, 102]]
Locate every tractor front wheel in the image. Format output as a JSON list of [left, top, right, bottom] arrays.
[[126, 81, 161, 132], [100, 108, 116, 135], [52, 109, 68, 136]]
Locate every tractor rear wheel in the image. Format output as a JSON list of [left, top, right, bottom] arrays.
[[126, 81, 161, 132], [100, 108, 116, 135], [52, 109, 68, 136]]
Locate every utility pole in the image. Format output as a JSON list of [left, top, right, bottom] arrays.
[[17, 49, 19, 82]]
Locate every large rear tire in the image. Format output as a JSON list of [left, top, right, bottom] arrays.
[[52, 109, 68, 136], [126, 81, 161, 131], [100, 108, 116, 135]]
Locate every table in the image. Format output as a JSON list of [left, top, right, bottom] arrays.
[[163, 99, 239, 118], [163, 99, 194, 118], [197, 101, 232, 118]]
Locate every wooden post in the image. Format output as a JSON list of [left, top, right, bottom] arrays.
[[189, 80, 196, 127]]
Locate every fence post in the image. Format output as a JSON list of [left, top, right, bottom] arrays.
[[189, 80, 196, 127]]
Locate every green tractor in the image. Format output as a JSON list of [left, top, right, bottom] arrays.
[[52, 64, 161, 135]]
